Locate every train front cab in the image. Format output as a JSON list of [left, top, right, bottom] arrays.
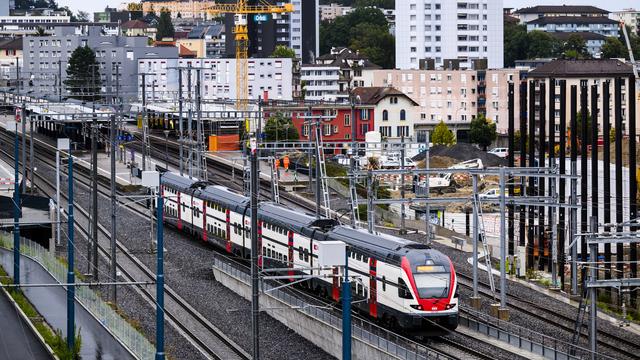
[[398, 255, 458, 333]]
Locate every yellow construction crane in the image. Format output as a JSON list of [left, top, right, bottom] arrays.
[[208, 1, 294, 110]]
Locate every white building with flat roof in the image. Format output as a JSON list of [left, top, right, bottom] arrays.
[[138, 58, 296, 102], [395, 0, 504, 70]]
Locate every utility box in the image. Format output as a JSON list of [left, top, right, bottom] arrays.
[[315, 241, 346, 267]]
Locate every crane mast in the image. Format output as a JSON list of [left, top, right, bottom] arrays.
[[208, 1, 294, 111]]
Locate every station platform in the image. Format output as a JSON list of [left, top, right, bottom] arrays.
[[0, 248, 134, 360], [0, 285, 51, 360]]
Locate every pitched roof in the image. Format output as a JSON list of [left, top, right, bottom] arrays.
[[179, 44, 197, 58], [527, 16, 618, 25], [351, 87, 418, 106], [0, 37, 22, 51], [528, 59, 634, 78], [311, 47, 381, 69], [515, 5, 608, 15], [550, 31, 607, 41], [121, 19, 149, 30]]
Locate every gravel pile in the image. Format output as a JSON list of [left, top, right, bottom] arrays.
[[413, 143, 507, 167], [31, 146, 333, 360]]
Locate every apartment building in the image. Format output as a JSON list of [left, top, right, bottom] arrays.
[[302, 47, 379, 102], [185, 23, 225, 58], [138, 58, 297, 102], [513, 5, 609, 24], [395, 0, 504, 70], [141, 0, 216, 19], [360, 67, 525, 137], [23, 26, 178, 99], [611, 8, 639, 34], [319, 3, 353, 21], [528, 59, 638, 138]]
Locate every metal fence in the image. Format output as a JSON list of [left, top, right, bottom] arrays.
[[212, 256, 454, 360], [461, 306, 614, 360], [0, 234, 155, 360]]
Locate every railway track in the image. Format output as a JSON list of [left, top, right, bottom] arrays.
[[456, 272, 638, 360], [4, 124, 537, 359], [0, 128, 250, 360]]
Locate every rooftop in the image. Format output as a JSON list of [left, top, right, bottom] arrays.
[[352, 87, 418, 106], [528, 59, 634, 78], [550, 31, 607, 41], [527, 16, 618, 25], [515, 5, 608, 15]]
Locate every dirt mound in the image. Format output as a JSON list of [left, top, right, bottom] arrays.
[[423, 143, 507, 167], [417, 155, 457, 169]]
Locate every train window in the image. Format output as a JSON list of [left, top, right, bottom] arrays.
[[382, 276, 386, 292], [357, 254, 362, 262], [398, 278, 413, 299], [299, 247, 303, 260], [304, 249, 309, 262]]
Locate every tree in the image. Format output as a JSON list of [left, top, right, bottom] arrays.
[[349, 22, 395, 68], [64, 46, 101, 101], [469, 114, 497, 151], [156, 9, 175, 41], [270, 45, 296, 58], [264, 113, 299, 141], [601, 37, 628, 59], [561, 34, 590, 59], [432, 121, 456, 146], [320, 7, 393, 67], [34, 26, 48, 36], [571, 110, 593, 146], [503, 23, 528, 67], [76, 10, 90, 22], [526, 31, 561, 59]]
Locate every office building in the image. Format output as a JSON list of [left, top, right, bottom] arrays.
[[225, 0, 318, 63], [23, 26, 178, 99], [395, 0, 504, 70]]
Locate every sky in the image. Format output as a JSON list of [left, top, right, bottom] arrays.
[[58, 0, 639, 16]]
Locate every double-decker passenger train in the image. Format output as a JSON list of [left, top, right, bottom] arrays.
[[159, 172, 458, 332]]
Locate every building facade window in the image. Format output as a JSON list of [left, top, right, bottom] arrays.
[[382, 110, 389, 121], [400, 109, 406, 121]]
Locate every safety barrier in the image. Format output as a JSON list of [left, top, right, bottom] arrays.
[[212, 256, 455, 360], [0, 234, 155, 360], [461, 306, 614, 360]]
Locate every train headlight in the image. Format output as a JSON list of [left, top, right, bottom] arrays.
[[410, 304, 423, 310], [445, 303, 456, 310]]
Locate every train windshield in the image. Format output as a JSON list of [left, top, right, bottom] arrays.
[[413, 273, 449, 299]]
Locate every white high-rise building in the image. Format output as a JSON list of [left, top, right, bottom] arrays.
[[395, 0, 504, 70]]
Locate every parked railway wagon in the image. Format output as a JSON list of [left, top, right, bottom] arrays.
[[159, 172, 459, 333]]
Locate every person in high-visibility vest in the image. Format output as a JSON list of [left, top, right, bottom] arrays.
[[283, 155, 290, 172], [274, 157, 280, 178]]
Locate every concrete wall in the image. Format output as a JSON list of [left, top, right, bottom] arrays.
[[211, 264, 405, 360]]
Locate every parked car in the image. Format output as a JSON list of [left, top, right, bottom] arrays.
[[488, 147, 509, 158]]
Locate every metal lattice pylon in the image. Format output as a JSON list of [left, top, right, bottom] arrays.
[[473, 193, 497, 299]]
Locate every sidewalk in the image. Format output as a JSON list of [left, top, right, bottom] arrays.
[[0, 287, 51, 360], [0, 248, 134, 360]]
